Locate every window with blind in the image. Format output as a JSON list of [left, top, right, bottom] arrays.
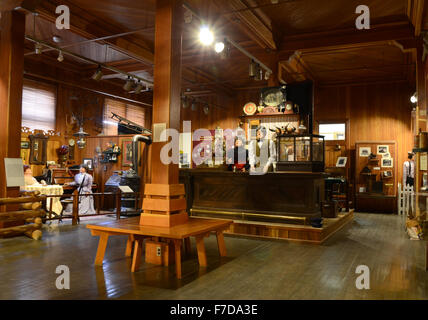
[[103, 98, 146, 135], [22, 80, 56, 132]]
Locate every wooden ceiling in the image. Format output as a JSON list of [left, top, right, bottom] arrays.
[[6, 0, 427, 98]]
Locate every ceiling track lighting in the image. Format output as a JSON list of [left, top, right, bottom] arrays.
[[25, 35, 154, 87], [214, 41, 225, 53], [410, 92, 418, 104], [199, 25, 214, 46], [35, 42, 43, 54], [57, 51, 64, 62], [92, 65, 103, 81], [123, 76, 134, 92], [249, 59, 256, 78], [134, 81, 145, 94], [191, 100, 197, 111], [203, 104, 210, 115], [182, 96, 189, 109]]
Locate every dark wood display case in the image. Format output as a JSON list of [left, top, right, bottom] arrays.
[[354, 141, 397, 213], [276, 134, 325, 172]]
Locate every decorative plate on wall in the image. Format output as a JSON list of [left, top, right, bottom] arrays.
[[243, 102, 257, 115]]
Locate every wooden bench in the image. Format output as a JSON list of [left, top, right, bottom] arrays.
[[87, 217, 232, 279]]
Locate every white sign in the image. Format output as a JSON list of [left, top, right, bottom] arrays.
[[4, 158, 25, 187]]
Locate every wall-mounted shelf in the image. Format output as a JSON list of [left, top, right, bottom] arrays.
[[240, 113, 300, 120]]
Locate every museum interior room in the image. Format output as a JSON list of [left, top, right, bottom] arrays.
[[1, 0, 428, 300]]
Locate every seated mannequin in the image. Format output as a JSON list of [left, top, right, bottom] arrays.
[[23, 165, 45, 186]]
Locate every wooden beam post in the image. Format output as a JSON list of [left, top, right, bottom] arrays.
[[0, 11, 25, 204], [140, 0, 188, 227]]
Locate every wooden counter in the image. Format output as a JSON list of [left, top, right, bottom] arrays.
[[179, 169, 326, 224]]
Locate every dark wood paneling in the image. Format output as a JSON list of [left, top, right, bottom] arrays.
[[314, 83, 413, 188]]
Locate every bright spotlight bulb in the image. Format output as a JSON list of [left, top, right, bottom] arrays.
[[199, 26, 214, 46], [410, 94, 418, 104], [214, 42, 225, 53]]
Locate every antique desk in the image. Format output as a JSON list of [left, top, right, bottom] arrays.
[[87, 217, 232, 279]]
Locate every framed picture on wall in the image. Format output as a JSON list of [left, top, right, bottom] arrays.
[[21, 141, 30, 149], [359, 147, 371, 157], [377, 145, 389, 154], [83, 158, 93, 170], [336, 156, 347, 167], [122, 140, 133, 167], [381, 158, 393, 168]]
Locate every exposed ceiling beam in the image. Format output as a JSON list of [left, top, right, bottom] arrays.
[[279, 20, 415, 54], [34, 0, 154, 65], [407, 0, 425, 36], [215, 0, 277, 50]]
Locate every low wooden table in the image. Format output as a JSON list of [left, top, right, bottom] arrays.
[[87, 217, 232, 279]]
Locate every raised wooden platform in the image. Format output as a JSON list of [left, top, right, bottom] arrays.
[[191, 210, 354, 245]]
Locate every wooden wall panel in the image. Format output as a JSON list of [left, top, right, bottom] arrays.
[[314, 83, 414, 186]]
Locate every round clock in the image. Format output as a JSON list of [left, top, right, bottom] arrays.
[[285, 102, 293, 111], [243, 102, 257, 116], [68, 139, 75, 146]]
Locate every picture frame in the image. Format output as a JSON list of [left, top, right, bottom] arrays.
[[83, 158, 93, 170], [382, 152, 391, 158], [359, 147, 371, 157], [20, 141, 30, 149], [383, 170, 393, 178], [122, 140, 133, 167], [381, 158, 393, 168], [377, 145, 389, 154], [336, 156, 347, 167]]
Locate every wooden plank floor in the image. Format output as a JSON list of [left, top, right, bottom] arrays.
[[0, 213, 427, 299]]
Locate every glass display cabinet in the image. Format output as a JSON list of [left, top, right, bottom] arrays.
[[276, 134, 325, 172]]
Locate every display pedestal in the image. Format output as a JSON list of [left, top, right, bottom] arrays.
[[140, 184, 188, 227]]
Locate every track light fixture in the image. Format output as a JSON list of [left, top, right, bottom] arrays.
[[134, 81, 144, 94], [214, 41, 225, 53], [182, 97, 189, 109], [249, 59, 256, 78], [57, 51, 64, 62], [123, 76, 134, 92], [203, 104, 210, 115], [191, 100, 197, 111], [92, 65, 103, 81], [35, 42, 43, 54], [410, 92, 418, 104]]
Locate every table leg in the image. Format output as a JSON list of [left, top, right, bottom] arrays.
[[216, 231, 227, 257], [131, 239, 143, 272], [94, 233, 109, 266], [125, 235, 135, 257], [195, 235, 207, 267], [173, 240, 182, 279]]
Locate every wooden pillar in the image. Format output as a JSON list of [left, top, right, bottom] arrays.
[[415, 40, 427, 132], [140, 0, 187, 227], [0, 10, 25, 204], [267, 52, 279, 87]]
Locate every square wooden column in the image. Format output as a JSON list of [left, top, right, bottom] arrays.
[[140, 0, 187, 227], [0, 11, 25, 203]]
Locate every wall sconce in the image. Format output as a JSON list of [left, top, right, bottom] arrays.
[[73, 127, 89, 149]]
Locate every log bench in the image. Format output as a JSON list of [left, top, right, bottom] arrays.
[[86, 217, 232, 279]]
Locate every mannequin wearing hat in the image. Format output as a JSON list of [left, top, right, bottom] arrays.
[[64, 164, 95, 215], [248, 126, 276, 174], [403, 152, 415, 187]]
